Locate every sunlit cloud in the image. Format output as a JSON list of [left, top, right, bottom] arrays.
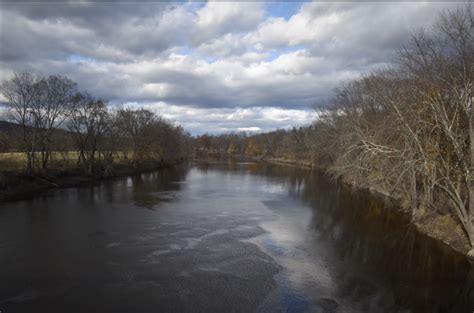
[[0, 1, 459, 134]]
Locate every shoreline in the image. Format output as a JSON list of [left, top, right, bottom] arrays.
[[262, 157, 472, 259], [0, 160, 185, 203], [2, 157, 471, 259]]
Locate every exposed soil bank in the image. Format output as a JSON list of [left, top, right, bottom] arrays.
[[0, 159, 186, 203], [261, 157, 314, 169], [262, 157, 472, 258]]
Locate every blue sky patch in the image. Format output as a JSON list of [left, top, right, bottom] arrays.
[[266, 45, 306, 61], [265, 1, 304, 20], [67, 54, 98, 64]]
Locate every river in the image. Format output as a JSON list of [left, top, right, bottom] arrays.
[[0, 162, 473, 312]]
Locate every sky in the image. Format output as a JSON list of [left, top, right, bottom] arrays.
[[0, 1, 461, 135]]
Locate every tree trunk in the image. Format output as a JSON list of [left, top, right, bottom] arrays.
[[26, 151, 32, 175], [467, 94, 474, 256], [88, 150, 96, 175], [411, 169, 418, 215], [42, 150, 50, 171]]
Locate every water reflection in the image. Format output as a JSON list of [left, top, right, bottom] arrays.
[[197, 162, 474, 312], [292, 165, 472, 312], [0, 161, 473, 313], [128, 167, 189, 209]]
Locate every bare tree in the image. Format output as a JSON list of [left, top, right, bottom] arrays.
[[114, 108, 159, 166], [397, 4, 474, 252], [0, 71, 39, 174], [34, 75, 77, 170], [68, 93, 108, 175]]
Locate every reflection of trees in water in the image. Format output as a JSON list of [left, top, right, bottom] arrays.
[[195, 162, 210, 173], [309, 186, 473, 311], [195, 161, 310, 190], [129, 165, 190, 209], [301, 169, 474, 312], [205, 162, 474, 312]]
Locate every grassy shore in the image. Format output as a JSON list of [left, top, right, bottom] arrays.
[[0, 151, 132, 172], [0, 152, 184, 202]]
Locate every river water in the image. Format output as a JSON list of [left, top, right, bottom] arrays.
[[0, 162, 473, 312]]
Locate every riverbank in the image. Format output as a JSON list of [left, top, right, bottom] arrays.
[[3, 161, 471, 312], [260, 157, 314, 169], [0, 159, 185, 203], [262, 157, 472, 258]]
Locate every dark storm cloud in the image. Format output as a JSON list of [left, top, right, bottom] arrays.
[[0, 1, 178, 63], [2, 2, 170, 28]]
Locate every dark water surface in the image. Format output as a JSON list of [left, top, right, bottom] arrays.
[[1, 162, 473, 313]]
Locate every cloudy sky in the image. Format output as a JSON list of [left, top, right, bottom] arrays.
[[0, 1, 460, 134]]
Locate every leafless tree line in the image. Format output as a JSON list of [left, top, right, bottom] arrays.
[[0, 72, 190, 176], [195, 5, 474, 252], [194, 127, 315, 160], [321, 5, 474, 251]]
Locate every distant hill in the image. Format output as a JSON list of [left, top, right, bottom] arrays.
[[0, 120, 74, 152], [0, 120, 73, 136], [0, 120, 22, 133]]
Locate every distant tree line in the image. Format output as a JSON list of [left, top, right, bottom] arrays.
[[194, 5, 474, 251], [0, 72, 191, 176], [193, 128, 313, 160]]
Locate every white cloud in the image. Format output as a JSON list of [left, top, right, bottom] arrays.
[[0, 1, 463, 134], [238, 127, 261, 132], [138, 102, 315, 135], [193, 2, 264, 43]]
